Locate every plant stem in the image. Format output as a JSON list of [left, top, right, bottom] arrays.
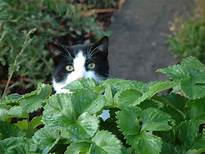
[[1, 28, 36, 97]]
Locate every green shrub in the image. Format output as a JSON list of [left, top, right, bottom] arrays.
[[168, 19, 205, 61], [168, 0, 205, 62], [0, 0, 110, 93], [1, 57, 205, 154]]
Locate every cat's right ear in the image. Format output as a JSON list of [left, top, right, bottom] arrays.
[[47, 43, 63, 64]]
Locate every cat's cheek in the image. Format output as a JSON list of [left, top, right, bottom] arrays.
[[85, 71, 100, 81]]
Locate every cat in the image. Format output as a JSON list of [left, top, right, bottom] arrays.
[[48, 36, 109, 93], [48, 36, 110, 121]]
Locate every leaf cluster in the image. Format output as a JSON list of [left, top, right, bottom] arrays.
[[1, 57, 205, 153]]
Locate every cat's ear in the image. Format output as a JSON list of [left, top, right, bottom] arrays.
[[47, 42, 64, 64], [93, 36, 109, 53], [47, 42, 62, 57]]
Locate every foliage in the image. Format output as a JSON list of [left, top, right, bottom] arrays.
[[168, 19, 205, 61], [168, 0, 205, 62], [0, 0, 110, 94], [1, 57, 205, 153], [83, 0, 118, 8]]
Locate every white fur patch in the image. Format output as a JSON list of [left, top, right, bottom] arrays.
[[53, 51, 101, 93]]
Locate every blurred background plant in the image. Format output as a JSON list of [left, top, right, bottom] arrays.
[[168, 0, 205, 62], [0, 0, 122, 96]]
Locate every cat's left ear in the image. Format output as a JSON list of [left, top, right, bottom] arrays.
[[47, 42, 63, 57], [93, 36, 109, 53], [46, 42, 65, 64]]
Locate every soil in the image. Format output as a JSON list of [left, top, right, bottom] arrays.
[[108, 0, 194, 82]]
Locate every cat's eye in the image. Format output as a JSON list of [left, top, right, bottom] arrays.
[[87, 63, 95, 70], [65, 65, 74, 72]]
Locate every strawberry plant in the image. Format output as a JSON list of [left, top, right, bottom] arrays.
[[1, 57, 205, 154]]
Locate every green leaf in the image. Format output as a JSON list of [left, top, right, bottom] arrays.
[[131, 132, 162, 154], [180, 77, 205, 99], [0, 121, 24, 139], [0, 93, 22, 105], [116, 107, 142, 136], [158, 57, 205, 99], [117, 107, 168, 154], [8, 106, 24, 117], [101, 79, 147, 94], [71, 90, 102, 116], [158, 57, 205, 80], [0, 106, 9, 120], [65, 142, 90, 154], [30, 116, 42, 129], [20, 83, 52, 113], [85, 95, 106, 115], [181, 57, 205, 73], [42, 91, 101, 126], [15, 120, 29, 130], [0, 105, 25, 120], [42, 93, 75, 127], [43, 94, 99, 140], [157, 64, 189, 81], [65, 131, 122, 154], [64, 78, 97, 92], [189, 134, 205, 153], [141, 108, 173, 132], [32, 127, 60, 154], [114, 89, 141, 108], [161, 142, 185, 154], [103, 84, 114, 107], [68, 112, 99, 141], [133, 81, 177, 106], [90, 130, 122, 154], [188, 98, 205, 120], [178, 120, 199, 148], [0, 137, 36, 154], [156, 94, 187, 124]]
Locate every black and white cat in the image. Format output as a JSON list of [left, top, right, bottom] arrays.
[[48, 36, 109, 93]]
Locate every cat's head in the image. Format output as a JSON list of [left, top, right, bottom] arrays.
[[47, 36, 109, 93]]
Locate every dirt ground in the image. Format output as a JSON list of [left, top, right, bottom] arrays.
[[109, 0, 194, 82]]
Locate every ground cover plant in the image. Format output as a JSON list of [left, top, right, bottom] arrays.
[[0, 57, 205, 154]]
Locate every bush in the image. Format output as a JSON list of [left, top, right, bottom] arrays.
[[0, 0, 111, 94], [168, 19, 205, 61], [168, 0, 205, 62], [1, 57, 205, 154]]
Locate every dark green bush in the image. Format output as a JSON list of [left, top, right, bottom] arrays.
[[168, 19, 205, 62], [0, 0, 110, 94]]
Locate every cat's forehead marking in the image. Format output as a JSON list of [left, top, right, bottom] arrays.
[[73, 51, 86, 72]]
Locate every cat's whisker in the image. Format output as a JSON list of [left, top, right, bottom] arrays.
[[59, 44, 73, 58], [86, 45, 92, 58], [89, 46, 100, 57]]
